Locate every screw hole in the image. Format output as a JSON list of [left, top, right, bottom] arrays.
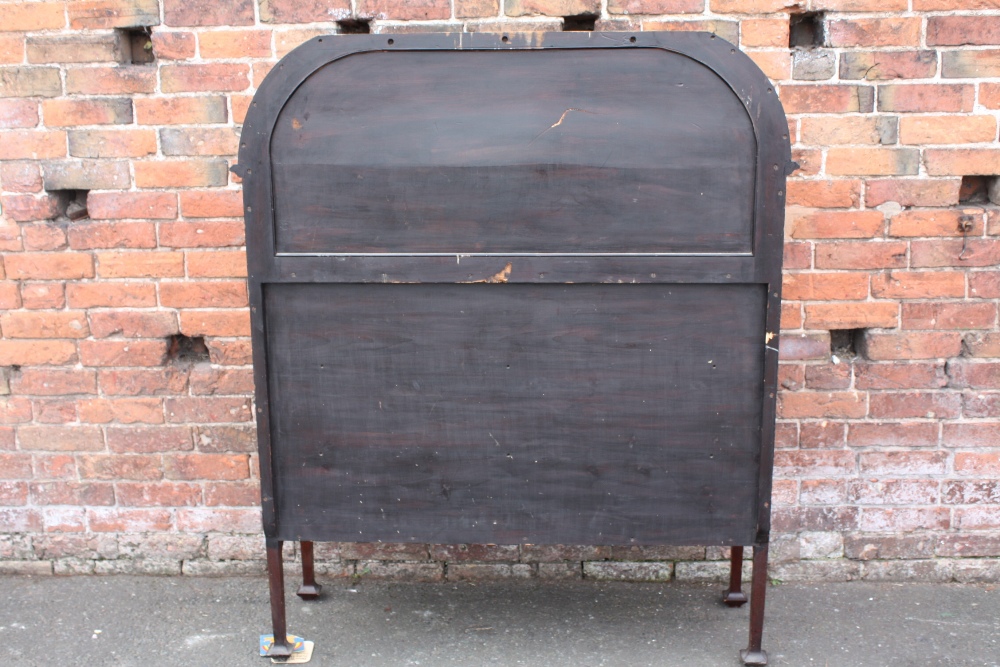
[[710, 34, 716, 39], [387, 38, 394, 45], [317, 38, 322, 43], [502, 35, 509, 43], [629, 36, 636, 43], [730, 48, 736, 53]]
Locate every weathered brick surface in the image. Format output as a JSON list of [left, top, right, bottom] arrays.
[[0, 1, 998, 582]]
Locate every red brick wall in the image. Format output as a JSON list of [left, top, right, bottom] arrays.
[[1, 0, 998, 582]]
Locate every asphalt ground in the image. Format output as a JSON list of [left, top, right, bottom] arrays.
[[0, 576, 997, 666]]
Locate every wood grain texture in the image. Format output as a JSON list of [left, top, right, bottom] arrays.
[[266, 283, 765, 545], [271, 49, 756, 255]]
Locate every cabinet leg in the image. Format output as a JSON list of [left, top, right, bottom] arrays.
[[296, 540, 322, 600], [723, 545, 748, 607], [739, 544, 769, 666], [266, 539, 292, 657]]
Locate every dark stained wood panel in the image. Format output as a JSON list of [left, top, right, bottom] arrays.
[[265, 283, 765, 545], [270, 49, 757, 255]]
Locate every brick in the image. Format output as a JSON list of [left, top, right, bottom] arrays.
[[872, 272, 965, 300], [913, 237, 1000, 269], [948, 361, 1000, 389], [925, 149, 1000, 177], [0, 508, 42, 532], [782, 242, 810, 271], [31, 481, 114, 505], [878, 85, 974, 113], [862, 332, 963, 360], [87, 192, 177, 220], [1, 161, 41, 192], [165, 397, 252, 423], [79, 340, 167, 367], [971, 272, 1000, 299], [0, 34, 22, 64], [900, 116, 996, 145], [778, 85, 874, 114], [89, 311, 178, 339], [786, 180, 860, 209], [159, 281, 247, 309], [78, 397, 164, 424], [0, 67, 61, 98], [963, 332, 1000, 358], [859, 508, 949, 532], [32, 398, 76, 423], [66, 221, 154, 251], [854, 362, 947, 390], [943, 480, 1000, 505], [175, 508, 260, 533], [890, 209, 985, 238], [68, 129, 156, 159], [42, 159, 130, 191], [160, 127, 239, 157], [799, 117, 894, 146], [711, 0, 801, 10], [21, 222, 66, 250], [18, 426, 103, 452], [845, 534, 935, 561], [258, 0, 351, 22], [134, 159, 229, 189], [869, 392, 961, 419], [929, 16, 1000, 47], [0, 283, 21, 310], [163, 0, 253, 26], [982, 83, 1000, 110], [178, 190, 243, 218], [161, 64, 250, 94], [779, 333, 830, 361], [116, 481, 201, 506], [641, 20, 739, 45], [0, 100, 38, 129], [353, 0, 452, 19], [99, 368, 188, 396], [33, 453, 76, 478], [147, 31, 193, 60], [79, 454, 162, 480], [826, 148, 919, 177], [0, 340, 76, 366], [827, 18, 920, 48], [10, 368, 96, 396], [956, 507, 1000, 530], [272, 29, 326, 59], [204, 481, 258, 506], [954, 452, 1000, 478], [815, 241, 906, 270], [158, 221, 244, 247], [942, 50, 1000, 78], [96, 251, 184, 278], [179, 310, 251, 337], [189, 367, 253, 397], [792, 51, 835, 82], [88, 507, 172, 532], [0, 194, 60, 222], [813, 0, 906, 8], [782, 272, 868, 301], [865, 179, 960, 208], [840, 51, 937, 81], [43, 99, 132, 128], [902, 303, 996, 330], [107, 426, 192, 453], [0, 129, 65, 159], [198, 30, 272, 59], [0, 453, 33, 479], [27, 34, 126, 65], [186, 250, 248, 278], [847, 479, 940, 504], [0, 3, 65, 32], [69, 0, 160, 29], [65, 67, 156, 95], [134, 96, 227, 126], [774, 450, 856, 478], [1, 312, 88, 339], [605, 0, 702, 12], [849, 422, 939, 449], [164, 453, 249, 480], [739, 18, 788, 47], [66, 282, 156, 308], [0, 222, 22, 251], [805, 302, 898, 330], [788, 209, 884, 239], [4, 253, 93, 280], [777, 392, 866, 419], [915, 0, 1000, 8], [194, 425, 255, 453]]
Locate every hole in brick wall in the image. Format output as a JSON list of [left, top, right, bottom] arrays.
[[166, 335, 209, 364], [119, 28, 155, 65], [830, 329, 864, 360], [562, 14, 597, 31], [959, 175, 1000, 204], [337, 18, 371, 34], [789, 12, 824, 48], [46, 189, 89, 221]]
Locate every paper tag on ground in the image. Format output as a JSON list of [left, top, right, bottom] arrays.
[[272, 640, 314, 664], [259, 634, 305, 656]]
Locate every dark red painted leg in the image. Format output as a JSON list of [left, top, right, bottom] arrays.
[[723, 545, 748, 607], [296, 540, 322, 600], [740, 544, 769, 666], [266, 539, 292, 657]]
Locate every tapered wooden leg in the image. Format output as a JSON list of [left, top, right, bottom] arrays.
[[740, 544, 769, 666], [296, 540, 322, 600], [266, 539, 292, 657], [723, 545, 748, 607]]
